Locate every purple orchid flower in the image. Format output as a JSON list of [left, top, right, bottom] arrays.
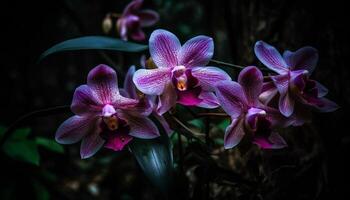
[[121, 65, 173, 135], [215, 66, 288, 149], [55, 64, 160, 159], [255, 41, 339, 117], [117, 0, 159, 41], [133, 29, 231, 115]]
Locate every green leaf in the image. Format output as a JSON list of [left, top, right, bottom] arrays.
[[3, 140, 40, 166], [39, 36, 148, 61], [9, 128, 31, 140], [188, 119, 205, 131], [218, 118, 230, 132], [129, 134, 173, 194], [35, 137, 64, 154]]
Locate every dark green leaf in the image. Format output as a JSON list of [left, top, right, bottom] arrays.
[[9, 128, 31, 140], [39, 36, 148, 61], [35, 137, 64, 154], [218, 118, 230, 132], [129, 134, 173, 194], [188, 119, 205, 131], [3, 140, 40, 166]]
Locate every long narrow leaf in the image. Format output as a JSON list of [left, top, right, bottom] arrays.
[[39, 36, 148, 61], [129, 134, 173, 194]]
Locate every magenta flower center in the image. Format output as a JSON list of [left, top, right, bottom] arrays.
[[171, 65, 199, 92], [101, 104, 130, 138]]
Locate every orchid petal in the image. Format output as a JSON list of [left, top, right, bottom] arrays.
[[271, 74, 290, 95], [124, 96, 153, 117], [283, 47, 318, 74], [245, 107, 266, 131], [117, 19, 128, 41], [124, 66, 138, 99], [87, 64, 119, 104], [238, 66, 263, 106], [304, 96, 339, 112], [123, 0, 143, 16], [259, 81, 278, 105], [71, 85, 102, 116], [80, 128, 105, 159], [197, 91, 220, 109], [191, 66, 231, 91], [113, 94, 139, 110], [178, 36, 214, 68], [224, 117, 245, 149], [154, 114, 173, 136], [264, 106, 294, 128], [156, 83, 177, 115], [254, 41, 288, 74], [133, 67, 172, 95], [315, 81, 329, 98], [253, 132, 287, 149], [121, 113, 160, 139], [215, 81, 247, 118], [55, 115, 96, 144], [279, 91, 295, 117], [130, 29, 146, 41], [177, 86, 202, 106], [290, 70, 308, 92], [138, 10, 159, 27], [149, 29, 181, 68], [105, 133, 133, 151]]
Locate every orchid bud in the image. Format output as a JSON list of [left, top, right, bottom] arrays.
[[102, 14, 112, 34]]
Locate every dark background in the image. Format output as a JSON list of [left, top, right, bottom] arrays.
[[1, 0, 349, 199]]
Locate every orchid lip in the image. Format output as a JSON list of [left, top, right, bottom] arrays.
[[172, 65, 186, 77], [176, 76, 188, 91], [102, 104, 116, 117]]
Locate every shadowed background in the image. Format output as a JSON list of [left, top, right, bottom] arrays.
[[1, 0, 349, 199]]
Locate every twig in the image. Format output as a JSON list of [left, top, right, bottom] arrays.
[[170, 115, 205, 137]]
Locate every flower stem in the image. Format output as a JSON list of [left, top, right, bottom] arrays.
[[170, 115, 205, 138], [197, 112, 229, 117], [210, 59, 245, 69], [210, 59, 271, 72], [0, 105, 71, 146]]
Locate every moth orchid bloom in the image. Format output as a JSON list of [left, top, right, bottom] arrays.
[[133, 29, 231, 115], [121, 66, 173, 135], [255, 41, 339, 117], [117, 0, 159, 41], [215, 66, 288, 149], [55, 64, 160, 159]]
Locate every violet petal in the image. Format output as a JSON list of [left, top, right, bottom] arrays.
[[224, 117, 245, 149], [254, 41, 288, 74], [178, 36, 214, 68], [149, 29, 181, 68], [133, 67, 172, 95]]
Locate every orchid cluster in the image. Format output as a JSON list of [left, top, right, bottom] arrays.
[[103, 0, 159, 41], [55, 28, 338, 158]]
